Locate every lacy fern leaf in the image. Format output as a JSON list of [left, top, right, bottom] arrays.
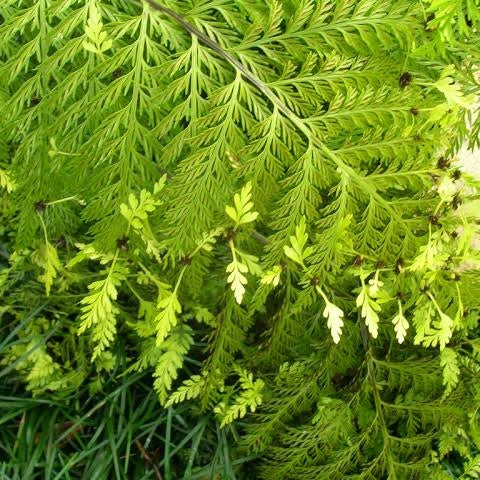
[[79, 262, 127, 359]]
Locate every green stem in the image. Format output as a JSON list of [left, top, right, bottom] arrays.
[[359, 313, 397, 479], [37, 212, 49, 244], [46, 196, 84, 206]]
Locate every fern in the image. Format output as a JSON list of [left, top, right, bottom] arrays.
[[1, 0, 479, 478], [215, 367, 264, 427], [78, 259, 127, 359]]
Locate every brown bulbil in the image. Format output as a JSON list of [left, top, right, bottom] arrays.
[[436, 156, 450, 170], [452, 169, 462, 181], [395, 258, 404, 274], [399, 72, 412, 88], [180, 256, 192, 266], [225, 229, 237, 242], [375, 260, 385, 270], [452, 194, 462, 211], [116, 236, 129, 251], [353, 255, 364, 266], [35, 201, 48, 213]]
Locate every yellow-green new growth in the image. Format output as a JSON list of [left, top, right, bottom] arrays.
[[215, 368, 264, 427], [440, 347, 460, 396], [283, 217, 313, 268], [155, 293, 182, 346], [356, 279, 381, 339], [0, 168, 14, 192], [226, 243, 249, 304], [225, 182, 259, 228], [32, 242, 61, 297], [316, 286, 344, 344], [32, 212, 61, 297], [392, 300, 409, 344], [261, 265, 282, 287], [78, 262, 127, 359], [120, 185, 163, 262], [83, 4, 113, 56]]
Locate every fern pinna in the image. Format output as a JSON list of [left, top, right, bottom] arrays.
[[1, 0, 480, 478]]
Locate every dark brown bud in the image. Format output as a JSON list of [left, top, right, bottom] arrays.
[[429, 214, 439, 225], [420, 285, 429, 294], [436, 156, 450, 170], [116, 236, 129, 251], [225, 229, 237, 242], [410, 107, 419, 116], [425, 13, 435, 31], [399, 72, 413, 88], [310, 276, 319, 287], [395, 258, 404, 274], [353, 255, 364, 266], [180, 256, 192, 266], [452, 194, 462, 211], [375, 260, 385, 270], [35, 201, 47, 213], [452, 169, 462, 181]]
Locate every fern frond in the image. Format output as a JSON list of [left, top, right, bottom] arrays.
[[78, 259, 127, 359]]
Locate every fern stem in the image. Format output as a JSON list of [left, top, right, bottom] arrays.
[[360, 313, 397, 479], [142, 0, 312, 139], [45, 196, 83, 206], [37, 212, 49, 245]]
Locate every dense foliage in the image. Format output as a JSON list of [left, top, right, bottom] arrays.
[[1, 0, 480, 478]]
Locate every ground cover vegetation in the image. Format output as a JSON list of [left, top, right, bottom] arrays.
[[1, 0, 480, 478]]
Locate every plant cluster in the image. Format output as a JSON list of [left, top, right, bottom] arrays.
[[1, 0, 480, 478]]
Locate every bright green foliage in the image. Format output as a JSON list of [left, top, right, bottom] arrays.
[[1, 0, 480, 478], [440, 347, 460, 396], [78, 261, 127, 359], [283, 216, 313, 268], [392, 300, 409, 344], [356, 275, 382, 338], [166, 374, 206, 407], [225, 181, 259, 228], [226, 246, 249, 305], [31, 240, 61, 297], [260, 265, 282, 287], [463, 455, 480, 478], [120, 180, 164, 261], [425, 0, 480, 41], [215, 367, 264, 427], [0, 168, 14, 192], [83, 3, 113, 56], [155, 292, 182, 345], [152, 327, 194, 403], [320, 292, 345, 344], [226, 242, 261, 304]]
